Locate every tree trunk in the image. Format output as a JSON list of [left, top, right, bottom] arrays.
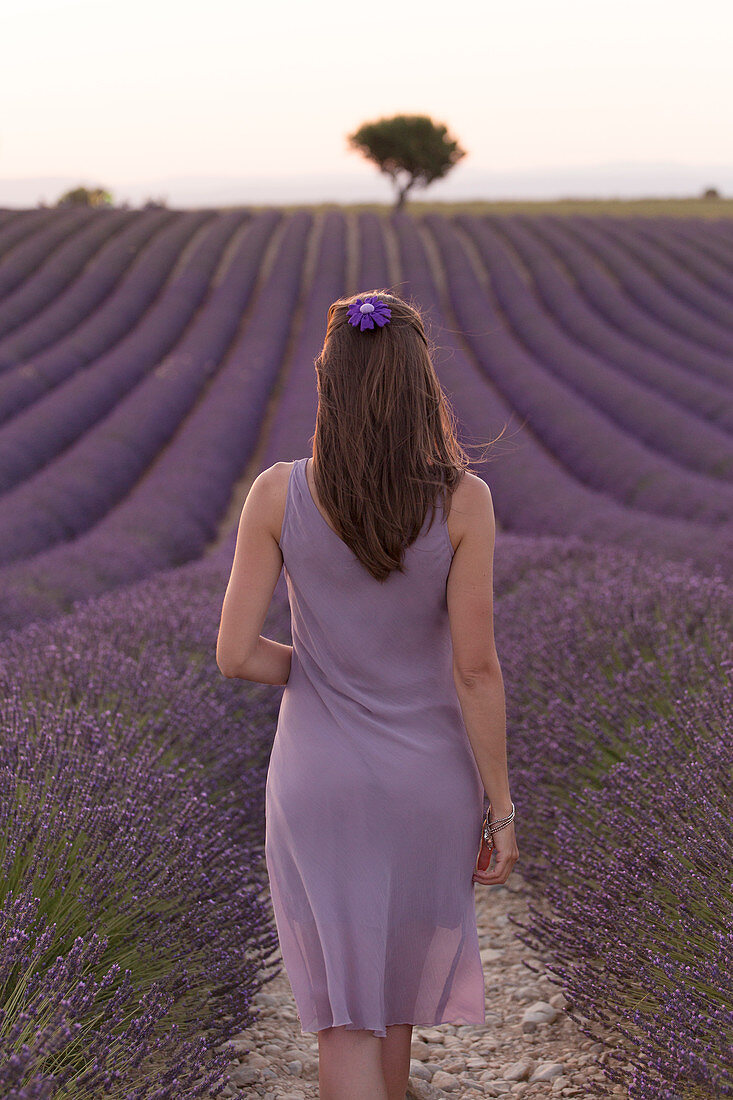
[[394, 178, 414, 211]]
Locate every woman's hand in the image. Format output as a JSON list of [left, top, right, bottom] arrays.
[[472, 822, 519, 885]]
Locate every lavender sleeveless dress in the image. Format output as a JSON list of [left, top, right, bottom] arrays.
[[264, 457, 486, 1037]]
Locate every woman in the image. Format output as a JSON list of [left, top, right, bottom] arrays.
[[216, 291, 519, 1100]]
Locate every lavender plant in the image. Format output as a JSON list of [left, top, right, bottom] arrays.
[[455, 213, 733, 481], [0, 211, 206, 422], [424, 212, 733, 525], [0, 207, 132, 340], [495, 547, 733, 1097], [486, 215, 733, 433], [0, 210, 277, 562], [0, 210, 244, 498], [568, 215, 733, 352], [0, 558, 293, 1098], [526, 216, 732, 386]]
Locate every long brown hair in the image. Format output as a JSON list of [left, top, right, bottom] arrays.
[[311, 289, 504, 582]]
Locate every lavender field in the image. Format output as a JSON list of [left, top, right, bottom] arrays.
[[0, 205, 731, 1099]]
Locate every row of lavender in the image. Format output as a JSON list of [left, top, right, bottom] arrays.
[[0, 208, 103, 306], [481, 217, 733, 429], [547, 218, 733, 379], [0, 522, 728, 1097], [0, 210, 314, 631], [0, 208, 730, 505], [0, 552, 289, 1099], [500, 548, 732, 1099], [1, 209, 731, 636], [0, 209, 192, 393], [555, 215, 733, 359], [455, 215, 733, 483], [0, 210, 256, 543], [393, 212, 731, 573], [424, 214, 733, 526]]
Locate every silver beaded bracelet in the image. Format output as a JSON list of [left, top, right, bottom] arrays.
[[482, 801, 515, 845]]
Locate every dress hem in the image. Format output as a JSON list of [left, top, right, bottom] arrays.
[[299, 1015, 487, 1038]]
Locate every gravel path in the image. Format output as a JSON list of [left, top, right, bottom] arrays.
[[210, 873, 633, 1098]]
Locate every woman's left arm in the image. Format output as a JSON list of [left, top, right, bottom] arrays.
[[216, 466, 293, 686]]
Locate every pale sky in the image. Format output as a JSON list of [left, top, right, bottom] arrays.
[[1, 0, 731, 200]]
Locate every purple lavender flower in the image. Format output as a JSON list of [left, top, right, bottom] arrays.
[[346, 295, 392, 331]]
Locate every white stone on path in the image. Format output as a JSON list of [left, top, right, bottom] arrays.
[[409, 1058, 433, 1080], [521, 999, 561, 1031], [529, 1059, 567, 1081], [431, 1068, 461, 1091], [407, 1081, 448, 1100], [411, 1040, 431, 1060], [500, 1057, 533, 1080]]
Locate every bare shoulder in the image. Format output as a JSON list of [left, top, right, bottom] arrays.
[[247, 461, 292, 501], [453, 470, 493, 507], [447, 471, 494, 551], [267, 460, 295, 492], [242, 462, 294, 541]]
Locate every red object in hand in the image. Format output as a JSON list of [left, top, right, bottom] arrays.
[[473, 825, 494, 879]]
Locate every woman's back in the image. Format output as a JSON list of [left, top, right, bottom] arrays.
[[282, 456, 461, 721], [265, 455, 486, 1037]]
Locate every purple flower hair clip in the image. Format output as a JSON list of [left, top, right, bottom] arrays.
[[346, 295, 392, 332]]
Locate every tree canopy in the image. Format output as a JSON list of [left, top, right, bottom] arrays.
[[347, 114, 466, 209]]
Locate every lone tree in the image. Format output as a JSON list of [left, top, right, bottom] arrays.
[[56, 185, 113, 208], [347, 114, 466, 210]]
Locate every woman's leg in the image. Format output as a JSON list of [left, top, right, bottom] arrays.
[[380, 1024, 413, 1100], [317, 1025, 388, 1100]]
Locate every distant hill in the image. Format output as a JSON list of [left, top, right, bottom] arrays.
[[1, 161, 732, 208]]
